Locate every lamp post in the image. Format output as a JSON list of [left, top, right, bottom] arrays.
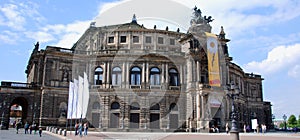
[[283, 114, 287, 131], [226, 81, 240, 140]]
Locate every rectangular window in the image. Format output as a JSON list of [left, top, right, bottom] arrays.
[[145, 36, 152, 43], [170, 39, 175, 45], [133, 36, 139, 43], [120, 36, 126, 43], [108, 37, 114, 43], [158, 37, 164, 44]]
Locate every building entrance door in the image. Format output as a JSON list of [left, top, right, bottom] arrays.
[[150, 113, 160, 129]]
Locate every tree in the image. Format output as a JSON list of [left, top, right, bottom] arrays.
[[279, 123, 285, 129], [298, 115, 300, 127], [288, 115, 297, 128]]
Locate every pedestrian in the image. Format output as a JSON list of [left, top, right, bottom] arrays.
[[75, 122, 79, 136], [256, 124, 260, 133], [29, 124, 33, 134], [83, 122, 88, 136], [78, 123, 83, 137], [225, 123, 229, 134], [15, 120, 21, 134], [39, 127, 43, 137], [243, 124, 246, 133], [24, 122, 29, 134], [262, 124, 267, 133]]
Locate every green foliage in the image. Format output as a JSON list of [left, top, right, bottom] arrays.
[[288, 115, 297, 128], [279, 123, 285, 128], [298, 115, 300, 127]]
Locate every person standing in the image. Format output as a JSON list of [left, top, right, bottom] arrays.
[[83, 122, 88, 136], [39, 127, 43, 137], [24, 122, 29, 134], [225, 123, 229, 134], [75, 122, 79, 136], [243, 124, 246, 133], [78, 123, 83, 137]]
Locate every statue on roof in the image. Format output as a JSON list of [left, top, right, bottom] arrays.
[[191, 6, 214, 25], [33, 41, 39, 53]]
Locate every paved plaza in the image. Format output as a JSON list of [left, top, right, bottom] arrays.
[[0, 128, 62, 140], [1, 128, 300, 140]]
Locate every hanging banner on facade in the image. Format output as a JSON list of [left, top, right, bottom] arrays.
[[67, 81, 74, 119], [205, 32, 221, 87]]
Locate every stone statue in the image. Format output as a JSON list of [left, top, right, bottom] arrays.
[[33, 41, 39, 53], [190, 6, 214, 25]]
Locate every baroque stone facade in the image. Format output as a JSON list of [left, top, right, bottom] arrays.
[[0, 9, 272, 132]]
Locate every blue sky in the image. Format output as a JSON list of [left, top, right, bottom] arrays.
[[1, 0, 300, 120]]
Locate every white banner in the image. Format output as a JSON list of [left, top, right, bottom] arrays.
[[82, 72, 90, 118], [77, 76, 84, 118], [72, 79, 79, 118], [67, 82, 74, 119]]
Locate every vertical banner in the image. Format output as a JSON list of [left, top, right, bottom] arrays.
[[205, 32, 221, 87], [72, 79, 79, 118], [82, 72, 90, 118], [77, 76, 84, 118], [67, 82, 74, 119]]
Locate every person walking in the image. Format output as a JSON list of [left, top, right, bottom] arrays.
[[15, 120, 21, 134]]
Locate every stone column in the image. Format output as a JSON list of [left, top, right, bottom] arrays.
[[126, 62, 130, 88], [165, 63, 169, 85], [107, 62, 110, 88], [161, 63, 165, 87], [103, 63, 106, 88], [196, 61, 200, 82], [142, 62, 145, 88], [122, 62, 126, 88], [186, 57, 193, 89], [145, 62, 149, 88], [196, 92, 201, 132]]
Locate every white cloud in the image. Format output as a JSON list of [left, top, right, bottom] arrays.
[[288, 65, 300, 78], [0, 30, 19, 44], [244, 44, 300, 76], [0, 3, 26, 30]]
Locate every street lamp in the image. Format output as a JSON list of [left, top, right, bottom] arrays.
[[283, 114, 287, 131], [226, 81, 240, 140]]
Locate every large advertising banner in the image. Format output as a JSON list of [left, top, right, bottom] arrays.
[[205, 32, 221, 87]]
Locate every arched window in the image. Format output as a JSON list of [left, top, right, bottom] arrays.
[[94, 67, 103, 85], [130, 67, 141, 85], [150, 67, 160, 85], [92, 102, 100, 110], [130, 102, 140, 110], [111, 102, 120, 110], [169, 103, 178, 111], [150, 103, 160, 110], [169, 68, 179, 86], [112, 67, 122, 86]]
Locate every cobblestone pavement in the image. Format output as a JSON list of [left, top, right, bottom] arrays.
[[63, 131, 300, 140], [0, 128, 63, 140]]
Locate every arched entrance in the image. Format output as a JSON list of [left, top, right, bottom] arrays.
[[109, 102, 120, 128], [150, 103, 160, 129], [169, 103, 179, 129], [129, 102, 140, 129], [10, 97, 28, 124]]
